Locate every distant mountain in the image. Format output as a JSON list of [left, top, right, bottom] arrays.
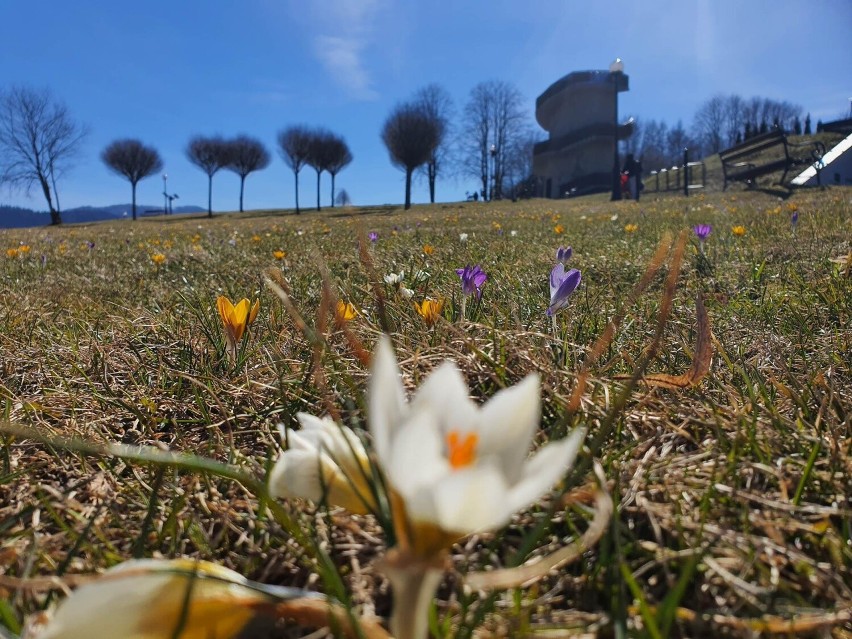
[[0, 204, 207, 229]]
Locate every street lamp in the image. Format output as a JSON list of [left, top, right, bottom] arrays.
[[162, 174, 168, 216], [610, 58, 624, 201], [489, 144, 497, 201]]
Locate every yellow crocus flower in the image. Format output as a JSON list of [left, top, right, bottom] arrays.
[[415, 298, 444, 326], [335, 300, 357, 326], [217, 295, 260, 357]]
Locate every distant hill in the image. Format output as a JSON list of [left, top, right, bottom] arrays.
[[0, 204, 206, 229]]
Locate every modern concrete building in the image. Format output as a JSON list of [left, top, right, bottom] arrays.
[[533, 66, 634, 198]]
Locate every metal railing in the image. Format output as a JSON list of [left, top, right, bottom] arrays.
[[647, 149, 706, 195]]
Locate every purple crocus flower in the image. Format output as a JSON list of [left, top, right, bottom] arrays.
[[693, 224, 712, 242], [368, 231, 379, 242], [791, 211, 799, 227], [547, 264, 582, 316], [455, 264, 487, 297], [86, 241, 96, 250], [556, 246, 573, 264]]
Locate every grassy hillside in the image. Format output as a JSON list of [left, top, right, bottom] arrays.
[[1, 188, 850, 638]]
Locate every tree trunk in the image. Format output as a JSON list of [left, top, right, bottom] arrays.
[[315, 168, 321, 211], [330, 172, 336, 208], [428, 161, 436, 203], [131, 181, 137, 221], [294, 170, 300, 215], [38, 175, 61, 225], [404, 168, 412, 210], [239, 175, 245, 212], [207, 174, 213, 217]]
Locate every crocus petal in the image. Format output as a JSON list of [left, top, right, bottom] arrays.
[[548, 268, 581, 315], [409, 361, 478, 434], [369, 336, 408, 463], [248, 299, 260, 324], [504, 427, 586, 517], [386, 408, 451, 499], [429, 464, 511, 533], [549, 263, 566, 295], [476, 374, 541, 484], [38, 559, 264, 639], [268, 448, 327, 503]]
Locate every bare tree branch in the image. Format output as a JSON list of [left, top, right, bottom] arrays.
[[186, 136, 230, 217], [0, 86, 87, 225], [225, 135, 270, 212], [101, 139, 163, 220], [381, 102, 440, 210], [277, 126, 313, 215]]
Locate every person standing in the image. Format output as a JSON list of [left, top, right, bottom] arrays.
[[623, 153, 642, 202]]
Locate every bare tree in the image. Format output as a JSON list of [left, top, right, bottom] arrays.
[[499, 128, 539, 200], [225, 135, 270, 212], [413, 84, 453, 203], [324, 134, 353, 208], [666, 120, 696, 164], [335, 188, 351, 207], [186, 136, 230, 217], [460, 80, 527, 200], [305, 128, 335, 211], [0, 86, 87, 225], [693, 94, 726, 154], [723, 95, 745, 147], [278, 126, 313, 215], [381, 102, 440, 210], [636, 119, 669, 170], [101, 139, 163, 221]]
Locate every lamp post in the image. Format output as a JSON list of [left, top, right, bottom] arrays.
[[489, 144, 497, 201], [162, 174, 168, 216], [610, 58, 624, 201]]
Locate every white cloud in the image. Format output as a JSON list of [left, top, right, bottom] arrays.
[[292, 0, 383, 101], [313, 34, 378, 100]]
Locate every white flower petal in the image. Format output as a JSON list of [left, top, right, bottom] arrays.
[[38, 560, 257, 639], [296, 413, 368, 470], [369, 336, 407, 463], [504, 428, 586, 516], [430, 464, 511, 533], [476, 374, 541, 483], [387, 409, 450, 499], [410, 361, 477, 434], [268, 448, 326, 502]]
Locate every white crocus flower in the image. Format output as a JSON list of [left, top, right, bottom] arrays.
[[36, 559, 307, 639], [459, 233, 468, 242], [369, 336, 586, 557], [268, 413, 376, 514], [384, 271, 404, 285], [400, 286, 415, 299]]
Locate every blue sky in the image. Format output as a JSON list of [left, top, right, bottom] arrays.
[[2, 0, 850, 213]]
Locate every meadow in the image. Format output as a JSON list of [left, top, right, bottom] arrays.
[[0, 187, 850, 638]]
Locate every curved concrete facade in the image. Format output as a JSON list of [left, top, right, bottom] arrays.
[[533, 70, 630, 198]]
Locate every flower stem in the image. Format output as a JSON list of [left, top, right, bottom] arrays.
[[381, 548, 445, 639]]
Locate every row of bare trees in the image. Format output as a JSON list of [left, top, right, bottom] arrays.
[[2, 82, 536, 222], [626, 94, 809, 171], [380, 81, 538, 209], [102, 130, 354, 221], [278, 127, 352, 215]]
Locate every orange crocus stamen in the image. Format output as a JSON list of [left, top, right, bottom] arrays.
[[446, 431, 478, 469]]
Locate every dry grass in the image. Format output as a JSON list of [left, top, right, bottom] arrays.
[[1, 185, 851, 638]]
